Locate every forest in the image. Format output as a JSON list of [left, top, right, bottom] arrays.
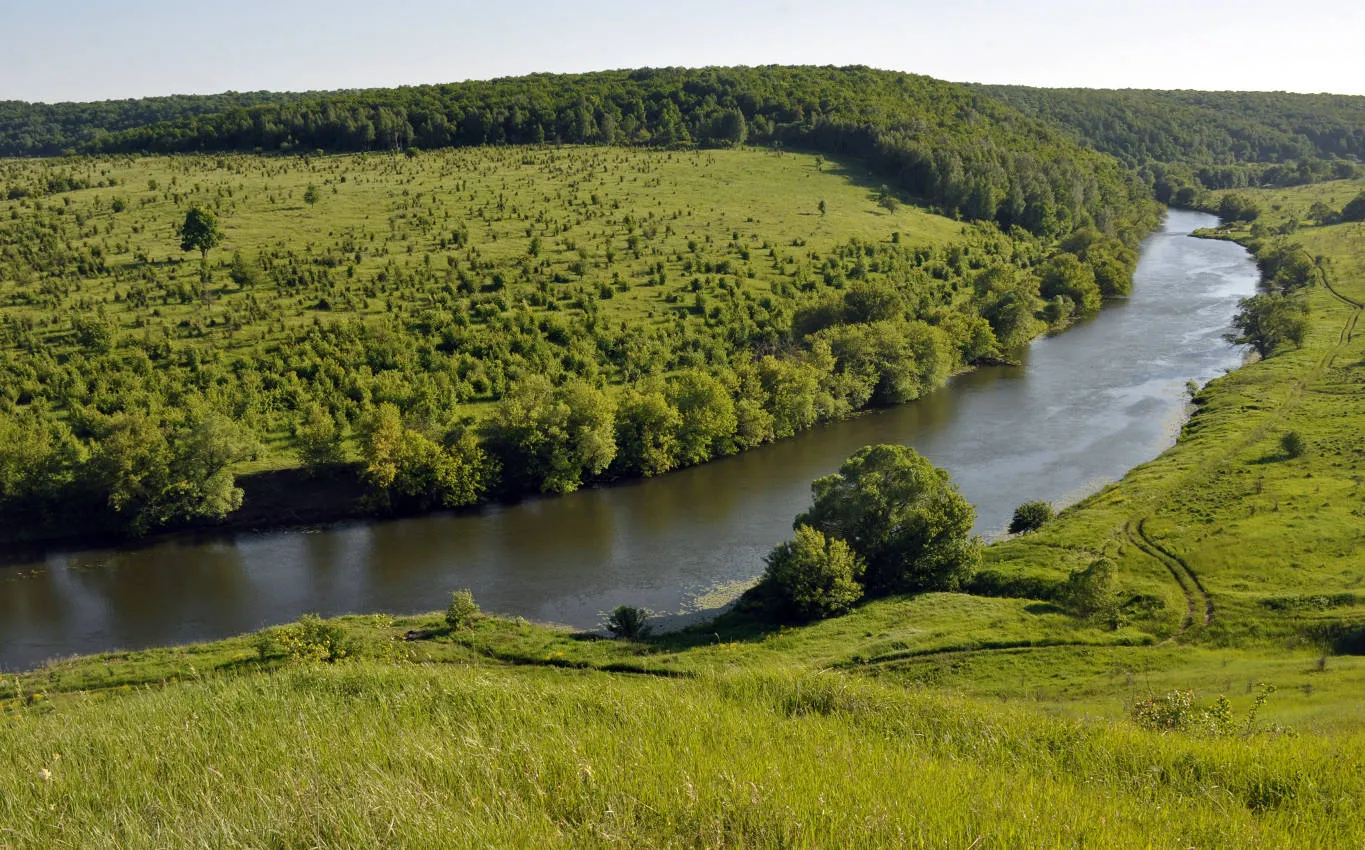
[[0, 90, 314, 158], [977, 85, 1365, 200]]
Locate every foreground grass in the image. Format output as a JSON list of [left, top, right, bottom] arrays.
[[3, 183, 1364, 845], [4, 662, 1363, 848]]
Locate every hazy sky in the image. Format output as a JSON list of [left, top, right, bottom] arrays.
[[5, 0, 1364, 103]]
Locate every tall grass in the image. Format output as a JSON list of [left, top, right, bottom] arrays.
[[3, 662, 1362, 848]]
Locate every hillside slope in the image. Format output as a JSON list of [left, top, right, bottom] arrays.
[[976, 85, 1365, 193]]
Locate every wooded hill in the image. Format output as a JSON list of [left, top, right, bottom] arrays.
[[0, 91, 315, 158], [976, 85, 1365, 194], [0, 66, 1166, 541], [4, 66, 1153, 242]]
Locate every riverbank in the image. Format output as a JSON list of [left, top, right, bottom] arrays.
[[1, 210, 1261, 670], [0, 333, 1059, 554], [9, 194, 1362, 680]]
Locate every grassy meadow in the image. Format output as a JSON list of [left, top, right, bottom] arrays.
[[1, 172, 1363, 845]]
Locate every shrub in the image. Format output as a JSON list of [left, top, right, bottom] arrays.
[[1218, 193, 1261, 223], [1060, 556, 1119, 624], [1008, 500, 1054, 534], [1131, 689, 1232, 734], [277, 614, 354, 663], [1131, 684, 1278, 737], [251, 628, 278, 661], [1340, 190, 1365, 223], [762, 525, 866, 620], [605, 605, 652, 640], [1280, 431, 1306, 459], [445, 589, 482, 630]]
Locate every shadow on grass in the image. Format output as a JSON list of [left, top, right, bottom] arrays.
[[644, 606, 787, 652]]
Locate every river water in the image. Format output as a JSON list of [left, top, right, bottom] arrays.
[[0, 210, 1258, 671]]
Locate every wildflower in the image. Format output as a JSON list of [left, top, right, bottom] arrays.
[[38, 768, 52, 782]]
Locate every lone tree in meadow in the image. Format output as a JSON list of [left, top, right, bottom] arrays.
[[179, 206, 222, 264]]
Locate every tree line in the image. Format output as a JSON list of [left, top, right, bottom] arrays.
[[2, 66, 1159, 242], [978, 85, 1365, 167], [0, 90, 314, 158], [977, 85, 1365, 201]]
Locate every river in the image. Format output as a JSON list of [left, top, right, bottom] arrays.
[[0, 210, 1258, 670]]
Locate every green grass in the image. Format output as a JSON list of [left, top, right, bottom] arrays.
[[4, 661, 1363, 848], [3, 181, 1364, 846]]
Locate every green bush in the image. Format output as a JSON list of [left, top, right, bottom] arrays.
[[1131, 684, 1278, 737], [1059, 557, 1119, 624], [762, 525, 866, 620], [1280, 431, 1306, 459], [276, 614, 354, 663], [1131, 689, 1232, 734], [1008, 500, 1054, 534], [1341, 190, 1365, 222], [445, 589, 482, 630], [604, 605, 652, 640]]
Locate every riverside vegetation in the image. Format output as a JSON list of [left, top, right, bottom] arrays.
[[0, 177, 1361, 848], [2, 69, 1365, 846]]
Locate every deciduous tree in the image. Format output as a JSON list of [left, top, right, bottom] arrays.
[[179, 206, 222, 262], [795, 444, 980, 595]]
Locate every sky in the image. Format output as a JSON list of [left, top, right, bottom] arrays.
[[5, 0, 1364, 103]]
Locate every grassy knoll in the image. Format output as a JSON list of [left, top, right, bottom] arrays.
[[2, 181, 1363, 845], [7, 655, 1363, 848], [4, 660, 1363, 848]]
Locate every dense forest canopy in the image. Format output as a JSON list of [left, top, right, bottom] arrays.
[[0, 91, 317, 158], [975, 85, 1365, 196]]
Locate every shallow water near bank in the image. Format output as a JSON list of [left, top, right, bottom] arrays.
[[0, 210, 1259, 670]]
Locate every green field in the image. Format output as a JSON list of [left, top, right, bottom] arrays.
[[3, 179, 1364, 846]]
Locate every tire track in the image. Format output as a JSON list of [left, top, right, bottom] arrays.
[[1122, 259, 1361, 644], [1125, 517, 1212, 642], [863, 255, 1361, 665]]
